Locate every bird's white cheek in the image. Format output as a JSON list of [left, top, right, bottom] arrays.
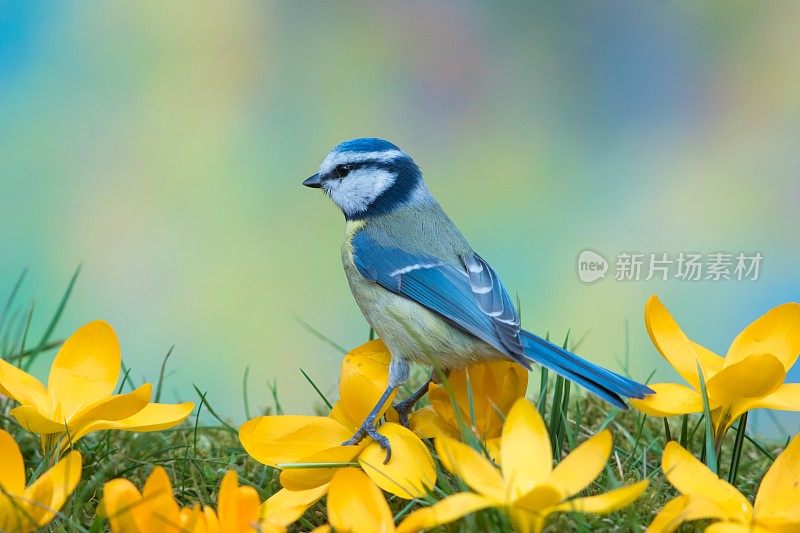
[[329, 169, 396, 216]]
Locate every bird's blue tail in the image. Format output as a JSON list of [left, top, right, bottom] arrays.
[[520, 330, 653, 409]]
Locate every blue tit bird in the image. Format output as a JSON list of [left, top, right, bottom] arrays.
[[303, 137, 652, 462]]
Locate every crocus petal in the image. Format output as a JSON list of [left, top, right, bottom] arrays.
[[408, 406, 458, 440], [546, 430, 612, 499], [706, 354, 785, 404], [102, 479, 143, 532], [502, 398, 551, 499], [359, 423, 436, 499], [428, 361, 528, 440], [754, 433, 800, 522], [138, 466, 181, 530], [752, 384, 800, 412], [10, 405, 67, 434], [645, 295, 720, 389], [725, 302, 800, 371], [23, 450, 82, 527], [705, 523, 760, 533], [661, 442, 752, 523], [513, 484, 562, 513], [240, 415, 352, 466], [646, 494, 731, 533], [279, 445, 363, 491], [397, 492, 494, 533], [552, 480, 648, 514], [70, 401, 194, 442], [69, 383, 152, 429], [629, 383, 704, 417], [329, 340, 394, 430], [260, 485, 329, 527], [0, 429, 25, 496], [47, 320, 122, 418], [327, 468, 394, 533], [0, 357, 51, 414], [435, 437, 505, 502], [217, 470, 260, 532]]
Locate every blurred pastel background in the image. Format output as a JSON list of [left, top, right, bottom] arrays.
[[1, 2, 798, 434]]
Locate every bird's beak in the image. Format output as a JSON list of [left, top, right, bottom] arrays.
[[303, 173, 322, 188]]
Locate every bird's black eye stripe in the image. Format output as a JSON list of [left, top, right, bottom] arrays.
[[334, 164, 353, 178]]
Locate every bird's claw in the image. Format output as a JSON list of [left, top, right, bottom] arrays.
[[342, 421, 392, 464]]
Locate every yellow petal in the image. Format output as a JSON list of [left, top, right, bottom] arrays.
[[10, 405, 66, 434], [103, 479, 144, 532], [752, 384, 800, 411], [513, 484, 563, 513], [138, 466, 181, 530], [645, 295, 722, 389], [260, 485, 329, 527], [661, 442, 752, 522], [629, 383, 704, 417], [47, 320, 122, 418], [239, 415, 351, 467], [396, 492, 494, 533], [705, 523, 760, 533], [216, 470, 260, 532], [0, 429, 25, 496], [502, 398, 551, 499], [552, 479, 648, 514], [754, 433, 800, 522], [70, 401, 194, 442], [706, 354, 785, 404], [279, 445, 364, 491], [359, 423, 436, 499], [435, 437, 505, 502], [69, 383, 152, 429], [0, 357, 51, 414], [646, 494, 731, 533], [327, 468, 394, 533], [725, 302, 800, 371], [428, 360, 528, 440], [408, 406, 458, 440], [23, 450, 82, 527], [329, 340, 395, 430], [546, 430, 612, 498]]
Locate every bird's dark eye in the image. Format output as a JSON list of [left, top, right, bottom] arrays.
[[334, 164, 352, 178]]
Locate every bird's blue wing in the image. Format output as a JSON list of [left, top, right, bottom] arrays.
[[352, 231, 529, 368]]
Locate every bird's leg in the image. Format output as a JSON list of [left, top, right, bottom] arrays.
[[341, 385, 395, 461], [394, 368, 449, 427], [393, 377, 434, 428], [341, 356, 410, 464]]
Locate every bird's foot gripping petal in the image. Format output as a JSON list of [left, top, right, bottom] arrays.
[[342, 420, 392, 464]]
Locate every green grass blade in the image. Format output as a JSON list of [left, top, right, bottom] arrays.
[[728, 412, 748, 485], [154, 345, 174, 403], [696, 362, 718, 474], [299, 368, 333, 410]]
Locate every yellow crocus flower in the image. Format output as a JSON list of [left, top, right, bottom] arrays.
[[239, 340, 435, 503], [631, 295, 800, 444], [401, 398, 648, 533], [0, 429, 82, 532], [648, 436, 800, 532], [104, 467, 305, 532], [0, 320, 194, 452], [407, 360, 528, 451]]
